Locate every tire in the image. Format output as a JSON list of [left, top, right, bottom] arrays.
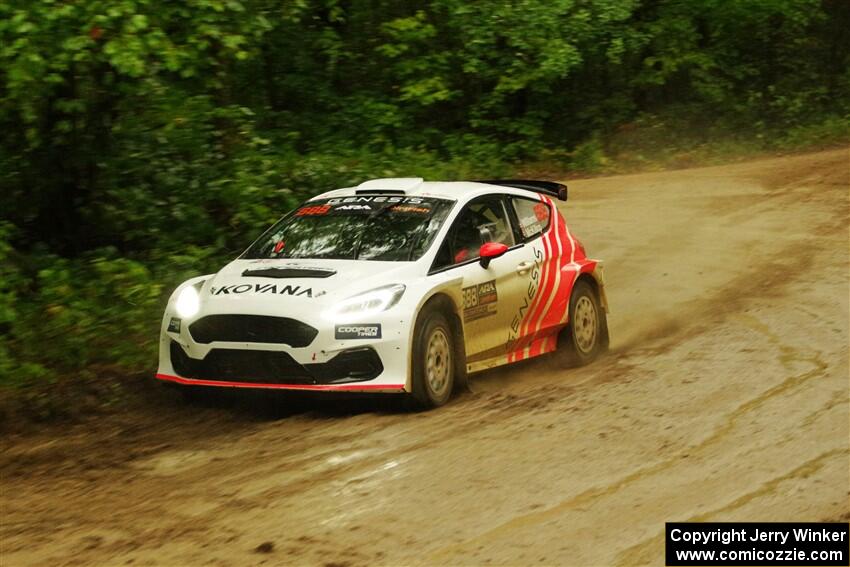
[[558, 279, 606, 366], [410, 307, 455, 409]]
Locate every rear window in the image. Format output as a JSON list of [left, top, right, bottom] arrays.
[[511, 197, 550, 240], [242, 196, 455, 261]]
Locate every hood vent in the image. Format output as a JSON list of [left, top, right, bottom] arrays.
[[241, 267, 336, 279]]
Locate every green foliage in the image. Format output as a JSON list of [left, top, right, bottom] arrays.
[[0, 223, 30, 385], [570, 136, 609, 173], [1, 0, 848, 391], [776, 115, 850, 150], [5, 249, 162, 385]]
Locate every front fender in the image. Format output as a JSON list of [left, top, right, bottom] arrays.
[[402, 275, 465, 390]]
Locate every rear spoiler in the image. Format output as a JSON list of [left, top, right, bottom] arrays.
[[475, 179, 568, 201]]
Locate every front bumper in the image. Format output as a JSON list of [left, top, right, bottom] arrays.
[[156, 310, 409, 393]]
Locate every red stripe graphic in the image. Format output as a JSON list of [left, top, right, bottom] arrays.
[[508, 196, 588, 362], [509, 196, 558, 361], [528, 200, 566, 357], [525, 198, 560, 344], [155, 373, 405, 392], [509, 196, 552, 362], [531, 206, 574, 356]]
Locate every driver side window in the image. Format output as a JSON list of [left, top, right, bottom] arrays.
[[432, 196, 515, 270]]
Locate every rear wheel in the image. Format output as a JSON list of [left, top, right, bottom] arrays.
[[410, 308, 455, 408], [559, 279, 606, 366]]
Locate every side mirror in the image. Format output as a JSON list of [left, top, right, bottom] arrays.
[[479, 242, 508, 268]]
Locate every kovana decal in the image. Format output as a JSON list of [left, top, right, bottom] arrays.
[[209, 284, 314, 298], [462, 279, 499, 322]]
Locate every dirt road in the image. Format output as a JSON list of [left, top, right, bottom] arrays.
[[2, 149, 848, 566]]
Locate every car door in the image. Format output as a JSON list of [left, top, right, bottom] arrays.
[[431, 194, 539, 368], [504, 194, 560, 362]]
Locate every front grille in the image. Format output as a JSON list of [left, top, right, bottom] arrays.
[[170, 341, 383, 385], [171, 341, 313, 383], [189, 315, 317, 347]]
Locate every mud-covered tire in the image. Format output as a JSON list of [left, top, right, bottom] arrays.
[[410, 307, 455, 409], [558, 279, 606, 366]]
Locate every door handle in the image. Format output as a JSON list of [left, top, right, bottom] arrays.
[[516, 261, 534, 274]]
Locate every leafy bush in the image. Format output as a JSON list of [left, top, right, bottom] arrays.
[[1, 0, 849, 397], [4, 250, 162, 385], [570, 136, 609, 173], [776, 115, 850, 150], [0, 223, 32, 387]]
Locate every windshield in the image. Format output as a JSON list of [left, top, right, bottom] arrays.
[[242, 196, 455, 261]]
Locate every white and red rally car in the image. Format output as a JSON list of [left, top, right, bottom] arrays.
[[156, 178, 608, 407]]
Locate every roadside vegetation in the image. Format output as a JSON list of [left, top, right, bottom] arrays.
[[2, 0, 849, 416]]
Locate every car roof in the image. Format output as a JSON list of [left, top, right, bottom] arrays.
[[312, 178, 547, 203]]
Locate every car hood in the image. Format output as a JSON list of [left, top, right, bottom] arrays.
[[198, 258, 419, 314]]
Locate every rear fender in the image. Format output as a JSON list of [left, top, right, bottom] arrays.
[[579, 261, 608, 313]]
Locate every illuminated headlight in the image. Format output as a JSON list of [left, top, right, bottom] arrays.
[[175, 285, 201, 318], [323, 284, 405, 322]]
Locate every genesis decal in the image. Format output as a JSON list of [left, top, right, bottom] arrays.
[[294, 196, 440, 216], [335, 324, 382, 340], [326, 196, 426, 205], [209, 284, 314, 298], [462, 280, 498, 322], [506, 246, 544, 351]]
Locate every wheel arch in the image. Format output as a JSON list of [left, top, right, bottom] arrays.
[[576, 262, 608, 313], [573, 267, 609, 348], [409, 289, 468, 392]]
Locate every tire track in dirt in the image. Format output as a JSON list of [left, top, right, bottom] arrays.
[[429, 314, 832, 563], [615, 446, 850, 565]]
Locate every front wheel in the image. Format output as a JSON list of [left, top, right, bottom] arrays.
[[558, 279, 607, 366], [410, 308, 455, 409]]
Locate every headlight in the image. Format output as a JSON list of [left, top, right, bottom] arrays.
[[175, 285, 201, 318], [322, 284, 405, 322]]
